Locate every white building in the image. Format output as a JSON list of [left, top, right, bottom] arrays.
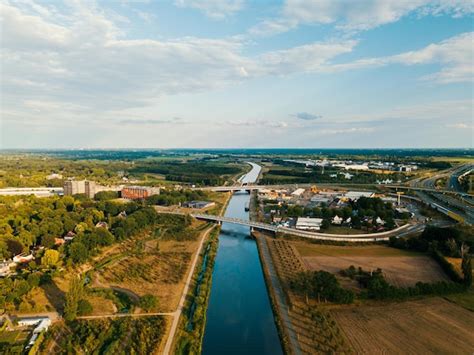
[[344, 191, 375, 201], [291, 188, 305, 197], [296, 217, 324, 231], [332, 215, 343, 225]]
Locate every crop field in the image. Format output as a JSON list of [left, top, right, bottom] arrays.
[[332, 298, 474, 354], [266, 237, 351, 353], [303, 255, 448, 287]]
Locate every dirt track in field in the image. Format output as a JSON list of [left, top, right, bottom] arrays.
[[332, 297, 474, 354]]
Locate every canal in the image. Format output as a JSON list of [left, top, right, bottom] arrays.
[[202, 163, 283, 354]]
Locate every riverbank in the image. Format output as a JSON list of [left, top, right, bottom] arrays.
[[254, 231, 301, 355], [172, 226, 220, 354]]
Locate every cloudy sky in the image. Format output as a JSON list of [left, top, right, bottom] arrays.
[[1, 0, 473, 148]]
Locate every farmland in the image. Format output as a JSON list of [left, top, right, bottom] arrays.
[[332, 298, 474, 354]]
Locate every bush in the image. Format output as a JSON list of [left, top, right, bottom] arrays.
[[77, 299, 93, 316], [138, 294, 158, 312]]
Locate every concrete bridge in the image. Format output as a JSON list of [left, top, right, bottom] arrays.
[[191, 213, 419, 242], [196, 183, 474, 198]]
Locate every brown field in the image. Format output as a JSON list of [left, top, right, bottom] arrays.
[[293, 242, 448, 287], [92, 238, 201, 313], [332, 297, 474, 354], [303, 255, 448, 287]]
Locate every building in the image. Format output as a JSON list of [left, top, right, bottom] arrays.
[[18, 317, 52, 350], [310, 195, 332, 206], [85, 181, 96, 198], [332, 215, 343, 224], [63, 180, 86, 196], [344, 191, 375, 201], [183, 201, 216, 209], [121, 186, 160, 200], [296, 217, 324, 231], [291, 188, 306, 197]]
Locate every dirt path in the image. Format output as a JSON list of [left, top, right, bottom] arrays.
[[162, 225, 215, 355], [257, 235, 302, 355]]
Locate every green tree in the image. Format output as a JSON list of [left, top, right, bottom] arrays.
[[462, 254, 472, 286], [139, 294, 158, 312], [64, 276, 84, 321], [77, 299, 93, 316], [69, 242, 88, 263], [42, 249, 60, 267]]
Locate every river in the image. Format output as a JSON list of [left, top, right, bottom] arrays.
[[202, 162, 283, 354]]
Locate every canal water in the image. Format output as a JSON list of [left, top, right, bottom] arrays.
[[202, 163, 283, 354]]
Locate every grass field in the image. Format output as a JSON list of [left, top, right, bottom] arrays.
[[332, 298, 474, 354], [323, 226, 365, 235]]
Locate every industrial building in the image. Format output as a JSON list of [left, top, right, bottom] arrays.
[[295, 217, 323, 231], [121, 186, 160, 200]]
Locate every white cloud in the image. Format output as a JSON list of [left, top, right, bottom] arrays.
[[250, 0, 474, 36], [330, 32, 473, 83], [174, 0, 244, 19]]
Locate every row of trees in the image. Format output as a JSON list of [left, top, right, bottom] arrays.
[[289, 271, 354, 304]]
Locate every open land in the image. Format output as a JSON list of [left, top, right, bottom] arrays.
[[332, 297, 474, 354]]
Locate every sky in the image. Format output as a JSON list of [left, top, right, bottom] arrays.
[[0, 0, 473, 149]]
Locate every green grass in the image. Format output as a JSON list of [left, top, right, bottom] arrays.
[[323, 226, 365, 235], [445, 289, 474, 311], [294, 243, 425, 258]]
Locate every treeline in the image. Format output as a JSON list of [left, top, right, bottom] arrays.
[[340, 266, 467, 301], [131, 160, 242, 186], [389, 225, 473, 287], [146, 189, 208, 206], [289, 270, 354, 304]]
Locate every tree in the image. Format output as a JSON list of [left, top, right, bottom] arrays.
[[461, 254, 472, 287], [69, 242, 88, 263], [42, 249, 60, 267], [77, 299, 93, 316], [139, 294, 158, 312], [64, 276, 84, 321]]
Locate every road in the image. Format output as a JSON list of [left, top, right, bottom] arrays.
[[409, 164, 474, 225]]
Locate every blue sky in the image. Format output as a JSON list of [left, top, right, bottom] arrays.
[[1, 0, 473, 148]]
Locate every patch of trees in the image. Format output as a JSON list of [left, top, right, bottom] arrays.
[[289, 270, 354, 304], [43, 317, 165, 354], [94, 190, 119, 201], [131, 160, 242, 186], [340, 266, 467, 300], [146, 189, 208, 206], [388, 225, 473, 286]]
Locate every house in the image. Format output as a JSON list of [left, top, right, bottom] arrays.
[[95, 221, 108, 229], [18, 317, 52, 350], [0, 260, 15, 277], [296, 217, 323, 231], [375, 217, 385, 225], [117, 211, 127, 219], [64, 231, 76, 242], [332, 215, 343, 225], [345, 217, 352, 224], [54, 238, 65, 246], [13, 254, 34, 264], [340, 172, 353, 180]]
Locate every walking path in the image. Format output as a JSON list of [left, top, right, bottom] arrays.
[[257, 235, 302, 355], [162, 225, 215, 355]]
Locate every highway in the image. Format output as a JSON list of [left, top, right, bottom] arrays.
[[409, 164, 474, 225]]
